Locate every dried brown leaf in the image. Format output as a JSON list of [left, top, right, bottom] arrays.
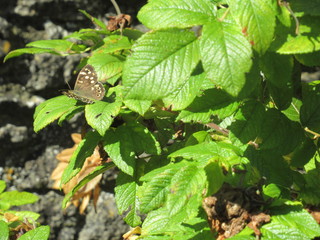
[[51, 133, 103, 213], [107, 14, 131, 31], [123, 226, 141, 240]]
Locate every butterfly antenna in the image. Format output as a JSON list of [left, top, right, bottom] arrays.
[[65, 79, 72, 90]]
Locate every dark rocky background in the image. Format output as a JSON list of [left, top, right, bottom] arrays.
[[0, 0, 146, 239]]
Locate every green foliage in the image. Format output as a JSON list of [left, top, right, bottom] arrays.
[[0, 221, 9, 240], [33, 96, 84, 132], [62, 163, 114, 208], [0, 181, 50, 239], [200, 14, 253, 97], [18, 226, 50, 240], [261, 202, 320, 239], [123, 29, 200, 100], [5, 0, 320, 239], [60, 131, 102, 185]]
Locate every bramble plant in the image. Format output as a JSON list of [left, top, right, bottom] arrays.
[[0, 180, 50, 239], [5, 0, 320, 239]]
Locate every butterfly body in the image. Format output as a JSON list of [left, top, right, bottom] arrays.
[[62, 65, 105, 103]]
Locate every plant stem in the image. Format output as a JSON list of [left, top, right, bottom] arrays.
[[218, 8, 230, 22], [206, 123, 229, 136], [110, 0, 122, 15], [304, 127, 320, 139], [279, 0, 300, 35]]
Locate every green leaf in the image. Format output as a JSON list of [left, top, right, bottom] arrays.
[[33, 96, 84, 132], [299, 159, 320, 205], [281, 98, 302, 122], [289, 0, 320, 17], [0, 191, 38, 207], [169, 141, 242, 166], [260, 52, 293, 110], [172, 217, 214, 240], [244, 149, 293, 187], [139, 161, 207, 229], [93, 35, 133, 54], [230, 101, 303, 155], [88, 53, 124, 84], [185, 131, 211, 146], [18, 226, 50, 240], [26, 39, 75, 52], [152, 116, 176, 148], [300, 81, 320, 132], [124, 122, 160, 155], [229, 227, 255, 240], [139, 162, 186, 214], [166, 163, 206, 214], [205, 161, 225, 195], [141, 207, 187, 236], [238, 58, 262, 99], [259, 108, 302, 154], [79, 9, 107, 31], [61, 131, 101, 185], [290, 138, 317, 167], [103, 129, 134, 176], [227, 0, 276, 54], [142, 184, 203, 235], [4, 48, 58, 62], [269, 205, 320, 239], [229, 100, 265, 148], [0, 201, 10, 211], [295, 51, 320, 67], [85, 101, 122, 136], [176, 88, 239, 123], [138, 0, 217, 29], [115, 172, 141, 226], [163, 73, 206, 111], [200, 17, 252, 97], [57, 106, 84, 125], [0, 220, 9, 240], [277, 16, 320, 54], [62, 163, 114, 208], [261, 222, 310, 240], [103, 123, 160, 176], [276, 3, 292, 27], [123, 29, 200, 100], [121, 28, 144, 41], [123, 99, 152, 115], [263, 184, 281, 199], [0, 180, 6, 194], [138, 236, 172, 240], [65, 29, 97, 40]]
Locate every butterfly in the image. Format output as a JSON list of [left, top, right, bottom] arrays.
[[62, 64, 105, 104]]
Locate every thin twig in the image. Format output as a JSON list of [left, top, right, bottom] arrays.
[[110, 0, 122, 15], [206, 123, 229, 136]]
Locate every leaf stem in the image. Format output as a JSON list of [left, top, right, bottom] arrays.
[[304, 127, 320, 139], [218, 8, 230, 22], [279, 0, 300, 35], [110, 0, 122, 15]]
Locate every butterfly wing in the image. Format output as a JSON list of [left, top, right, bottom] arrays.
[[74, 65, 105, 100], [61, 89, 96, 104], [62, 65, 105, 103]]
